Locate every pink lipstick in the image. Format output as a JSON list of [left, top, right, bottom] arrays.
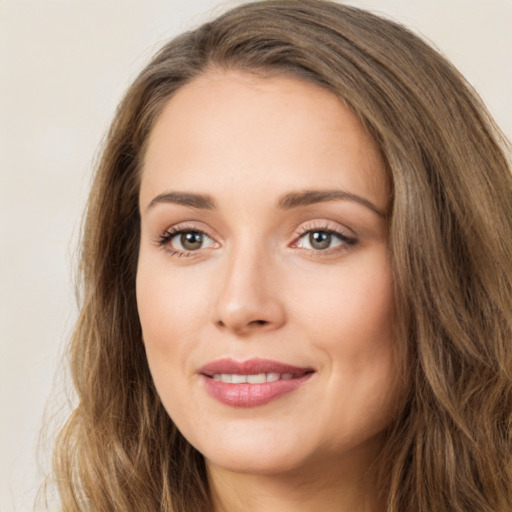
[[199, 358, 315, 407]]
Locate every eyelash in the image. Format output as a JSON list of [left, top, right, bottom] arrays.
[[156, 222, 357, 258], [292, 222, 357, 256], [156, 223, 216, 258]]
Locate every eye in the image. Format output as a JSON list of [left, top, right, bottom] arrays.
[[158, 228, 217, 255], [293, 226, 356, 253]]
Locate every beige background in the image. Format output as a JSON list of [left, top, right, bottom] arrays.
[[1, 1, 511, 510]]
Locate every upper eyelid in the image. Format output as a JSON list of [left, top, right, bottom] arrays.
[[163, 221, 217, 238], [294, 220, 355, 239], [161, 220, 352, 238]]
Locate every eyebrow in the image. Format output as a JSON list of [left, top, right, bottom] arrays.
[[278, 189, 386, 217], [146, 191, 216, 211], [145, 189, 386, 217]]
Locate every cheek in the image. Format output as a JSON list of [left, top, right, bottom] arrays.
[[136, 257, 204, 382], [136, 262, 200, 424], [294, 252, 398, 428], [137, 255, 208, 337], [296, 250, 395, 352]]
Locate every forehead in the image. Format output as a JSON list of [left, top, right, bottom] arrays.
[[140, 70, 389, 213]]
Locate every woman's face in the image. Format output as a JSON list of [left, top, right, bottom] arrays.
[[137, 70, 398, 476]]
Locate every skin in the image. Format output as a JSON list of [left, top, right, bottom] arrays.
[[137, 70, 398, 512]]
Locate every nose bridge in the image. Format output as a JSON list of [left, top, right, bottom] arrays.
[[213, 233, 285, 334]]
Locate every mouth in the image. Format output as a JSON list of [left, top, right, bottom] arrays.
[[199, 358, 315, 407], [208, 372, 303, 383]]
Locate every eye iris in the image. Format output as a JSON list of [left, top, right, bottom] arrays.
[[309, 231, 331, 250], [180, 232, 203, 250]]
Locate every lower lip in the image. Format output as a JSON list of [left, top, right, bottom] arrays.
[[201, 373, 313, 407]]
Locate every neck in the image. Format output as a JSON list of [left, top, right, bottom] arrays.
[[207, 442, 387, 512]]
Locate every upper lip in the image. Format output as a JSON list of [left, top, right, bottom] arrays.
[[199, 358, 315, 377]]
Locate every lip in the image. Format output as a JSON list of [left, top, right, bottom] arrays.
[[199, 358, 315, 407]]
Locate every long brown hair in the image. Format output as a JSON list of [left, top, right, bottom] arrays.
[[48, 1, 512, 510]]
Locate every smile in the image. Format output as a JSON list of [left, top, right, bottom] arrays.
[[199, 358, 315, 407], [211, 373, 294, 383]]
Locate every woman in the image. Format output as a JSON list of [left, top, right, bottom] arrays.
[[50, 1, 512, 511]]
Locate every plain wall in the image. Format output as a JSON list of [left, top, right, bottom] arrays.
[[1, 1, 511, 510]]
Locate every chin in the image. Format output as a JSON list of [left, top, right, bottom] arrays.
[[205, 449, 308, 476], [192, 427, 314, 476], [190, 419, 391, 481]]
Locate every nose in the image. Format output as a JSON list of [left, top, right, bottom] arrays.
[[213, 244, 286, 335]]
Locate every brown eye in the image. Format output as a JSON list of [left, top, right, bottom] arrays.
[[294, 228, 355, 252], [308, 231, 332, 250], [180, 231, 204, 251], [159, 228, 217, 254]]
